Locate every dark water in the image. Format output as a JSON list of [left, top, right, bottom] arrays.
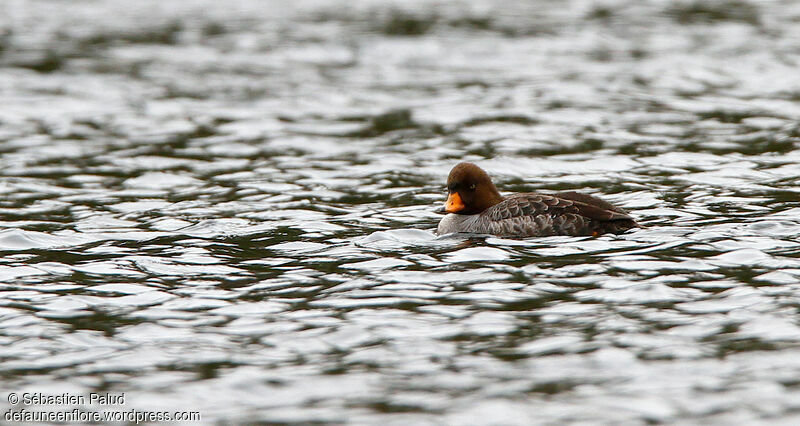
[[1, 0, 800, 423]]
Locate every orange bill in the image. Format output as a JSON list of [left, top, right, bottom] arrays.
[[445, 192, 464, 213]]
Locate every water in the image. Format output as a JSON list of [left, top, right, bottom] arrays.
[[1, 0, 800, 423]]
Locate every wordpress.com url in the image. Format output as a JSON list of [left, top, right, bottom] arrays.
[[4, 408, 201, 423]]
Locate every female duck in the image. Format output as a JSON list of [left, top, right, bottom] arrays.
[[437, 162, 638, 237]]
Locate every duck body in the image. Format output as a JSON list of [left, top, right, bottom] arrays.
[[437, 162, 638, 237]]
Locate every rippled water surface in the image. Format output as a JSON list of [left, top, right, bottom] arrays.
[[2, 0, 800, 423]]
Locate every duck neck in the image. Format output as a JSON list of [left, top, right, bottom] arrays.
[[470, 183, 503, 214], [487, 184, 503, 206]]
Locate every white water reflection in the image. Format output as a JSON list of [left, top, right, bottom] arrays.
[[1, 0, 800, 424]]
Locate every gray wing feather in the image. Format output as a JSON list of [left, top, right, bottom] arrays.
[[477, 193, 635, 237]]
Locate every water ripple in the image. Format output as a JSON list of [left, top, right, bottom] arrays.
[[2, 0, 800, 423]]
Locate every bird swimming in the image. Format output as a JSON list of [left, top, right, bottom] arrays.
[[437, 162, 638, 237]]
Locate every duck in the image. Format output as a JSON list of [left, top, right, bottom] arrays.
[[437, 162, 638, 237]]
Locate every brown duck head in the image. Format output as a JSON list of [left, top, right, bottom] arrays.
[[444, 162, 504, 215]]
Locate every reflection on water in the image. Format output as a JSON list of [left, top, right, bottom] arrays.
[[2, 0, 800, 423]]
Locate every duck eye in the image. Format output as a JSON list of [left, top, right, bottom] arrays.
[[469, 184, 476, 190]]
